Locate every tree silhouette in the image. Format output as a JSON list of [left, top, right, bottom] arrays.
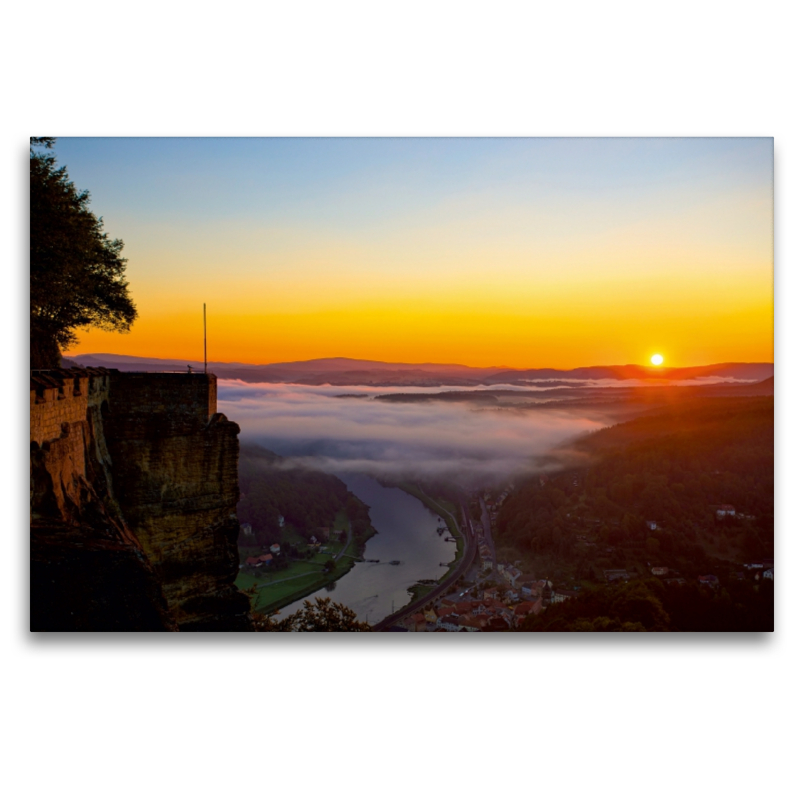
[[253, 597, 371, 631], [30, 138, 137, 368]]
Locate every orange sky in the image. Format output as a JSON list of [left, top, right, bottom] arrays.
[[60, 137, 773, 368]]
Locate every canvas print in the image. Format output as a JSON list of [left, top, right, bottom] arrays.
[[29, 137, 774, 632]]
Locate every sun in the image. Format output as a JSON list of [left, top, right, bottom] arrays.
[[650, 354, 664, 366]]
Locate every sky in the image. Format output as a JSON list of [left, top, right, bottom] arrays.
[[57, 137, 774, 369]]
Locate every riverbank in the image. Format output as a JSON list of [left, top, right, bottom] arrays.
[[372, 481, 468, 620], [395, 483, 465, 579], [276, 474, 458, 623]]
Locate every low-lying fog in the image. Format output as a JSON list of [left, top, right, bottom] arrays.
[[217, 381, 613, 486]]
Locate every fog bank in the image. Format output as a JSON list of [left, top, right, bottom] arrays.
[[218, 381, 608, 485]]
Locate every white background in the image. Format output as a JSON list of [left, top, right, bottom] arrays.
[[3, 2, 796, 798]]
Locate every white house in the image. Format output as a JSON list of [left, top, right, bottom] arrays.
[[438, 615, 461, 632]]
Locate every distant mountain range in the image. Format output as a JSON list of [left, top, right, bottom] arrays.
[[64, 353, 774, 387]]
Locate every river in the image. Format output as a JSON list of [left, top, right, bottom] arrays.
[[278, 473, 457, 624]]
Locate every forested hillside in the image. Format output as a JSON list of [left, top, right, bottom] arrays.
[[497, 396, 773, 578], [520, 577, 773, 632], [237, 443, 371, 546]]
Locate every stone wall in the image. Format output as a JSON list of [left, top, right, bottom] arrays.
[[30, 369, 176, 631], [105, 372, 216, 421], [30, 369, 250, 632], [30, 370, 110, 446]]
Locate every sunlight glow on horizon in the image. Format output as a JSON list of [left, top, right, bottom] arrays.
[[55, 137, 774, 369]]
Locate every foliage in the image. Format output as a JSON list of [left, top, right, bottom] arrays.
[[252, 597, 371, 631], [30, 138, 137, 368], [496, 397, 773, 568], [520, 577, 773, 632], [237, 443, 371, 545]]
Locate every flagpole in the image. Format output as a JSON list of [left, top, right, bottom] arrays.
[[203, 303, 207, 374]]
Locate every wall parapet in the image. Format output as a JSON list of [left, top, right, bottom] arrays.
[[30, 369, 218, 446], [106, 372, 217, 423], [30, 368, 115, 446]]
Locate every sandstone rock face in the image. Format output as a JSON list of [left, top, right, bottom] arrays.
[[31, 370, 176, 631], [30, 369, 252, 632]]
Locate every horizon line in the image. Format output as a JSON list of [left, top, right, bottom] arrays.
[[63, 352, 775, 372]]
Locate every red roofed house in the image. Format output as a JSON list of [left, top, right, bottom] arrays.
[[408, 613, 427, 632], [246, 554, 273, 567], [473, 614, 491, 630], [513, 600, 540, 620]]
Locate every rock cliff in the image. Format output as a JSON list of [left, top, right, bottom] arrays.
[[30, 368, 252, 631]]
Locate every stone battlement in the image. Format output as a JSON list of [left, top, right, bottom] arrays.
[[30, 368, 114, 446], [30, 368, 218, 446], [106, 371, 217, 422]]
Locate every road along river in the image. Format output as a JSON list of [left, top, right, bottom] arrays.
[[277, 474, 457, 625]]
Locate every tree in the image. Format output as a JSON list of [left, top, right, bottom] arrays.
[[252, 597, 371, 632], [30, 138, 137, 368]]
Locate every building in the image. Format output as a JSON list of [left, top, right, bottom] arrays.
[[439, 614, 461, 632], [513, 600, 541, 624], [552, 588, 581, 604], [651, 567, 669, 576], [715, 504, 736, 519], [408, 613, 428, 632], [245, 554, 273, 567], [457, 615, 480, 632]]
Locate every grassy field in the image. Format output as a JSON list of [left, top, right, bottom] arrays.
[[236, 517, 374, 614], [406, 582, 437, 604]]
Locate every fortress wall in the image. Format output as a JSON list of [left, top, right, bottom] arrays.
[[29, 368, 249, 631], [105, 372, 216, 422], [30, 372, 113, 446]]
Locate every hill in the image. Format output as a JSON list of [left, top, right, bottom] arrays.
[[66, 352, 773, 388]]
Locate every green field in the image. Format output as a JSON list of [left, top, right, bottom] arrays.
[[236, 516, 373, 614], [407, 583, 437, 604]]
